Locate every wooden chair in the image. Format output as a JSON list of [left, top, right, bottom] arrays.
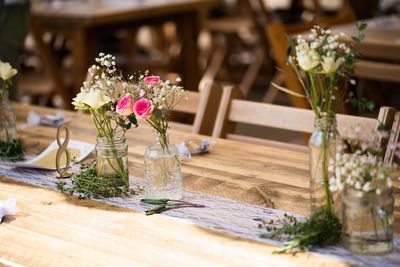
[[385, 112, 400, 165], [170, 82, 223, 135], [212, 86, 396, 152], [264, 6, 356, 108], [199, 0, 272, 96], [84, 71, 223, 135]]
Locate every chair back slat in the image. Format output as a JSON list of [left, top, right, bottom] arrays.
[[385, 112, 400, 165], [213, 86, 397, 152]]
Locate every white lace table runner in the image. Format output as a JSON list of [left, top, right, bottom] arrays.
[[0, 162, 399, 267]]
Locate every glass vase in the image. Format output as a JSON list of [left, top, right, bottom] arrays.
[[342, 187, 394, 254], [96, 131, 129, 188], [0, 91, 17, 142], [308, 114, 338, 213], [144, 132, 182, 199]]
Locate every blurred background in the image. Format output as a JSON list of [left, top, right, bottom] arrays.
[[7, 0, 400, 144]]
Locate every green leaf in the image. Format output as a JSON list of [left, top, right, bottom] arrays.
[[366, 101, 375, 111], [140, 198, 169, 205], [352, 36, 360, 42], [145, 204, 168, 215], [358, 34, 365, 42], [275, 66, 297, 80], [285, 34, 297, 57], [356, 21, 367, 31], [128, 114, 137, 125], [271, 82, 306, 98]]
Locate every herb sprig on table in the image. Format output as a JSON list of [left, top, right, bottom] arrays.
[[0, 139, 24, 162], [55, 160, 136, 199], [140, 199, 205, 215], [258, 209, 341, 254]]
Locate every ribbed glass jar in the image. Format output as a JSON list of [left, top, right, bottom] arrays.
[[0, 92, 17, 142], [96, 131, 129, 188], [308, 114, 338, 213], [342, 187, 394, 254], [144, 132, 182, 199]]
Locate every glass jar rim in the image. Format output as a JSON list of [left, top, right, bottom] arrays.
[[97, 130, 126, 143]]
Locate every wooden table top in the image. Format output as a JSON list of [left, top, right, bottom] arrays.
[[0, 103, 399, 266], [331, 15, 400, 61], [32, 0, 219, 26]]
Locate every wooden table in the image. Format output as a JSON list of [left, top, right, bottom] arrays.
[[1, 103, 399, 266], [31, 0, 219, 108], [330, 15, 400, 83], [331, 15, 400, 61]]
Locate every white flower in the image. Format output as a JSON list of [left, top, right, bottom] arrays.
[[355, 181, 361, 190], [295, 43, 320, 71], [362, 182, 371, 192], [321, 56, 344, 73], [0, 61, 17, 81], [72, 90, 89, 110], [72, 88, 110, 110]]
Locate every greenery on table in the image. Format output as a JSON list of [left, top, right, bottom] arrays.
[[55, 160, 136, 199], [140, 198, 205, 215], [259, 209, 341, 254], [0, 139, 24, 162]]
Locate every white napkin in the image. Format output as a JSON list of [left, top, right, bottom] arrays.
[[0, 199, 19, 223], [19, 110, 69, 129], [177, 139, 216, 158]]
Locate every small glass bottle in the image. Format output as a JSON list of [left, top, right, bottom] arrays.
[[308, 114, 338, 213], [96, 131, 129, 188], [342, 187, 393, 254], [0, 91, 17, 142], [144, 132, 182, 199]]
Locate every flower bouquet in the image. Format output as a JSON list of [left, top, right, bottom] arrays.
[[261, 22, 374, 254], [72, 53, 139, 188], [329, 128, 398, 253], [272, 23, 372, 214], [132, 73, 187, 199], [0, 60, 23, 161]]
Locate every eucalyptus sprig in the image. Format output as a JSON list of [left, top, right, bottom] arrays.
[[140, 198, 205, 215], [55, 160, 136, 199], [0, 139, 24, 162], [258, 209, 341, 254]]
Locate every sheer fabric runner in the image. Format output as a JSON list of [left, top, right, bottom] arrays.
[[0, 162, 399, 267]]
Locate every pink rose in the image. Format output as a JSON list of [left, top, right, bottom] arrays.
[[143, 76, 161, 87], [133, 98, 154, 119], [116, 94, 134, 116]]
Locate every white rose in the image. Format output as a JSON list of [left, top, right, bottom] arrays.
[[296, 49, 320, 71], [83, 89, 111, 109], [72, 90, 89, 110], [322, 56, 345, 73], [0, 61, 17, 81]]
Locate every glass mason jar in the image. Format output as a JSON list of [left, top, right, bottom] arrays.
[[0, 91, 17, 142], [342, 187, 394, 254], [308, 114, 338, 213], [96, 131, 129, 188], [144, 132, 182, 199]]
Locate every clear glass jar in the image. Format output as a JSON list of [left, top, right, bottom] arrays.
[[342, 187, 393, 254], [0, 91, 17, 142], [144, 132, 182, 199], [96, 131, 129, 188], [308, 114, 338, 213]]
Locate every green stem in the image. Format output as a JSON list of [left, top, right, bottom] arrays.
[[322, 129, 331, 214], [370, 207, 379, 241]]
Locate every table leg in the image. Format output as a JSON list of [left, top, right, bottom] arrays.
[[178, 11, 200, 91], [70, 27, 97, 96], [30, 18, 72, 109]]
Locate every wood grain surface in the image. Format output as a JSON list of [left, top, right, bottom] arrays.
[[0, 103, 399, 266]]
